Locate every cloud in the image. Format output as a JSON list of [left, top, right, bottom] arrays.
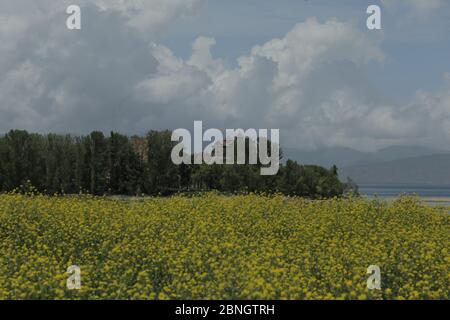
[[411, 77, 450, 145], [133, 17, 450, 151], [0, 0, 205, 133], [3, 0, 204, 31], [0, 61, 46, 129], [87, 0, 204, 32], [135, 18, 395, 150], [0, 0, 204, 66], [0, 3, 449, 152], [134, 43, 211, 105], [382, 0, 446, 15]]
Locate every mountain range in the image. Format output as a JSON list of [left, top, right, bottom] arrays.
[[283, 145, 450, 185]]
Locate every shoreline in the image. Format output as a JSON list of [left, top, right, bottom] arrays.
[[362, 195, 450, 207]]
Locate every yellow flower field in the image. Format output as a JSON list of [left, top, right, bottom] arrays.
[[0, 192, 448, 300]]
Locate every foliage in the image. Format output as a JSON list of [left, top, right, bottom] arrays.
[[0, 193, 448, 300], [0, 130, 345, 198]]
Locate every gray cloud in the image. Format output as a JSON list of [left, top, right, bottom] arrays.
[[0, 1, 449, 152], [0, 1, 205, 133]]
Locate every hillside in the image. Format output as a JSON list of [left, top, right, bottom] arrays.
[[283, 145, 444, 168], [339, 154, 450, 185]]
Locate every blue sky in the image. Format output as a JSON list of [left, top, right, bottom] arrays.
[[163, 0, 450, 102]]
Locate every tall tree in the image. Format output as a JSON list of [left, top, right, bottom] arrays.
[[146, 130, 179, 195], [84, 131, 108, 195]]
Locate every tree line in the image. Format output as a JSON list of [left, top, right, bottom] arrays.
[[0, 130, 351, 198]]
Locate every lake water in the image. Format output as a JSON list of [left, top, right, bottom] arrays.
[[359, 185, 450, 207]]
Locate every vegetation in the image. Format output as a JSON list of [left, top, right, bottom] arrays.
[[0, 130, 346, 198], [0, 193, 448, 299]]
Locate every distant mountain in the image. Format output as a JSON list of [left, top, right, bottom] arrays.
[[339, 154, 450, 185], [369, 145, 444, 164], [283, 147, 366, 168], [283, 145, 445, 168]]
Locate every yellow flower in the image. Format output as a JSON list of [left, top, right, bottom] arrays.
[[0, 193, 448, 300]]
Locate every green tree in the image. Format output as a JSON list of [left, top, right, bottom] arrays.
[[84, 131, 108, 195]]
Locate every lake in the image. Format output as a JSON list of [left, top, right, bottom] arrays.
[[359, 185, 450, 207]]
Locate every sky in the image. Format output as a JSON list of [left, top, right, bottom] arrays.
[[1, 0, 450, 152]]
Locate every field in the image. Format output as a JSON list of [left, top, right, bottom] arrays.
[[0, 193, 448, 300]]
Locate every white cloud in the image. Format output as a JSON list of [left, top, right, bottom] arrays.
[[135, 18, 392, 150], [134, 43, 210, 105], [0, 0, 206, 133], [133, 18, 450, 151], [0, 0, 204, 39], [0, 3, 449, 152], [90, 0, 204, 32]]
